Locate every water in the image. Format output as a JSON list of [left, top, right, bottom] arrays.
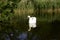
[[0, 15, 60, 40]]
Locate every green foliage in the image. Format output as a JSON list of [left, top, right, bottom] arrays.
[[0, 0, 60, 33], [0, 0, 60, 25], [17, 0, 34, 10]]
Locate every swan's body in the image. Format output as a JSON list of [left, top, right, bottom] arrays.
[[29, 17, 36, 23], [28, 16, 36, 31]]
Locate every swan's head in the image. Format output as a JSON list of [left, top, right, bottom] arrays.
[[28, 15, 30, 18]]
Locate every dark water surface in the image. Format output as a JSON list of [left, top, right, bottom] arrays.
[[0, 19, 60, 40]]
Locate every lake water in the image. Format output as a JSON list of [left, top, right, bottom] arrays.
[[0, 14, 60, 40]]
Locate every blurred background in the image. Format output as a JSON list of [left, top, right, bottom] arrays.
[[0, 0, 60, 40]]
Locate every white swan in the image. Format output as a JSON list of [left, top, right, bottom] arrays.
[[28, 15, 36, 31]]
